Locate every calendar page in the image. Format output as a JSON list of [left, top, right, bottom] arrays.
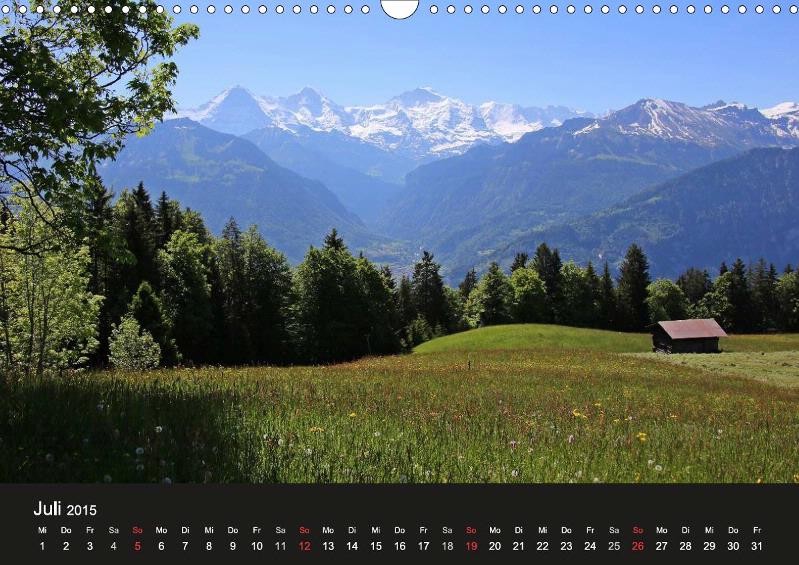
[[0, 2, 797, 563]]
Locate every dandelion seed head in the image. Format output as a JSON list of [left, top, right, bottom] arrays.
[[135, 447, 144, 456]]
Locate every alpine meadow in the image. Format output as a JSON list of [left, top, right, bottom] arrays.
[[2, 5, 799, 487]]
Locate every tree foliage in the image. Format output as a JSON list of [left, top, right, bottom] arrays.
[[0, 3, 198, 247]]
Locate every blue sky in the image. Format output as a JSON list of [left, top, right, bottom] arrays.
[[170, 9, 798, 113]]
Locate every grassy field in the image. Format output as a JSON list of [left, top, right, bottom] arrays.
[[633, 351, 799, 388], [1, 325, 798, 484]]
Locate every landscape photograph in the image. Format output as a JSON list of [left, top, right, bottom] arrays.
[[1, 4, 798, 485]]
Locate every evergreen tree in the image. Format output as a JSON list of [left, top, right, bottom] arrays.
[[82, 182, 129, 365], [532, 243, 563, 321], [616, 244, 651, 331], [749, 259, 778, 331], [129, 281, 179, 366], [323, 227, 345, 251], [158, 230, 213, 364], [214, 218, 250, 363], [728, 258, 753, 332], [585, 261, 602, 327], [510, 252, 529, 273], [396, 275, 416, 333], [114, 184, 158, 292], [597, 262, 617, 330], [411, 251, 447, 328], [676, 267, 713, 306], [458, 268, 478, 301], [155, 191, 183, 249], [719, 261, 729, 276]]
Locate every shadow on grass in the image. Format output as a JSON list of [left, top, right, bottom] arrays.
[[0, 372, 262, 483]]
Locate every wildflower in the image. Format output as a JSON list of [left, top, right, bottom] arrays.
[[756, 478, 763, 484], [277, 438, 284, 446], [135, 447, 144, 456], [305, 448, 312, 456], [793, 474, 799, 484], [399, 475, 409, 483], [717, 429, 723, 435], [511, 469, 519, 478], [348, 412, 357, 417], [45, 453, 54, 463], [567, 434, 574, 444], [162, 477, 172, 485], [593, 477, 600, 483], [655, 464, 663, 472], [308, 427, 325, 433], [373, 431, 381, 437], [136, 464, 144, 472], [103, 474, 112, 483], [571, 409, 587, 419], [509, 440, 518, 449], [612, 418, 620, 424], [96, 403, 105, 412], [647, 459, 655, 467], [636, 432, 648, 442], [155, 426, 163, 434], [593, 402, 602, 408]]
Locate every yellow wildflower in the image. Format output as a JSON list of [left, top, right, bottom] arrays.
[[348, 412, 357, 417], [636, 432, 648, 442]]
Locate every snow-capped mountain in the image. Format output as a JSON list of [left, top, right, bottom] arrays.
[[574, 98, 799, 147], [175, 86, 592, 160], [762, 101, 799, 138]]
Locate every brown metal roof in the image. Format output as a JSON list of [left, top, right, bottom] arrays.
[[656, 319, 728, 340]]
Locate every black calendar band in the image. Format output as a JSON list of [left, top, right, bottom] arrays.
[[1, 484, 795, 564]]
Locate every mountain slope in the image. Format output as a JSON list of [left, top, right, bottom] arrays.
[[242, 125, 403, 220], [500, 147, 799, 277], [98, 119, 397, 262], [377, 98, 799, 276]]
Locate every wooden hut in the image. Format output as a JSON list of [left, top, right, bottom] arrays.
[[650, 319, 728, 353]]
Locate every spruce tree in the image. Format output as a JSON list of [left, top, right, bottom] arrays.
[[411, 251, 447, 329], [532, 243, 563, 321], [676, 267, 713, 306], [598, 262, 617, 330], [115, 184, 158, 292], [616, 244, 651, 331], [155, 191, 183, 249], [396, 275, 416, 330], [458, 268, 478, 300], [728, 258, 753, 332], [215, 218, 250, 363], [510, 252, 529, 273]]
